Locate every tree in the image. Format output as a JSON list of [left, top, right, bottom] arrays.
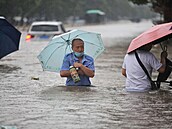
[[128, 0, 172, 23], [0, 0, 155, 25]]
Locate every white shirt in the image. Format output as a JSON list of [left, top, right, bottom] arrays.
[[122, 50, 162, 92]]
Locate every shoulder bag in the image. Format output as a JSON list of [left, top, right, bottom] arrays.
[[135, 51, 159, 90]]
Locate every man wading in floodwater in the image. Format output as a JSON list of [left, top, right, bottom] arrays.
[[60, 38, 95, 86], [122, 43, 167, 92]]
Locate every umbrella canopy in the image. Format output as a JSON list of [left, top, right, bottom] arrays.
[[37, 29, 105, 72], [0, 17, 21, 59], [127, 22, 172, 53]]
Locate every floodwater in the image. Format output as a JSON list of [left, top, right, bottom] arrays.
[[1, 20, 172, 129]]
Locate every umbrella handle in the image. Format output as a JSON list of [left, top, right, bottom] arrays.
[[160, 43, 164, 50]]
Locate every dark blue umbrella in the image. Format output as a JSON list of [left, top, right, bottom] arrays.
[[0, 17, 21, 59]]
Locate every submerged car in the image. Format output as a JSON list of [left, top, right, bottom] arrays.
[[26, 21, 66, 41]]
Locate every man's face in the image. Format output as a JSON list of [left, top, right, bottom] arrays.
[[72, 40, 84, 53]]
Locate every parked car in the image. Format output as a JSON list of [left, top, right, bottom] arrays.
[[26, 21, 66, 41]]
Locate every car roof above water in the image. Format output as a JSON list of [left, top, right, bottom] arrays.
[[31, 21, 63, 26]]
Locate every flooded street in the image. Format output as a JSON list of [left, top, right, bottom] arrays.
[[1, 20, 172, 129]]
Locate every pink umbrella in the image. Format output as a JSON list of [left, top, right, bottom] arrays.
[[127, 22, 172, 53]]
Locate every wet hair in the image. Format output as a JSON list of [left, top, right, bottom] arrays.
[[71, 38, 84, 48], [139, 43, 152, 51]]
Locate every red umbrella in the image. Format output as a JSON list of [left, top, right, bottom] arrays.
[[127, 22, 172, 53]]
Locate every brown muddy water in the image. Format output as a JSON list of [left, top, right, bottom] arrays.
[[1, 21, 172, 129]]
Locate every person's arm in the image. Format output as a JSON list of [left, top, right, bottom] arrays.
[[60, 55, 71, 77], [158, 51, 168, 73], [60, 70, 71, 77], [122, 68, 127, 77], [73, 62, 94, 77]]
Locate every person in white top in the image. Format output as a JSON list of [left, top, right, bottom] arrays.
[[122, 43, 167, 92]]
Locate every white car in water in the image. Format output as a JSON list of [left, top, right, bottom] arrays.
[[26, 21, 66, 41]]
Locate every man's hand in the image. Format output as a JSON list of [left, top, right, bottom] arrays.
[[159, 51, 168, 73], [73, 62, 94, 77], [73, 62, 82, 68], [73, 62, 85, 75]]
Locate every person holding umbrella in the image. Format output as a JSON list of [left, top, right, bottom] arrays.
[[60, 38, 95, 86], [37, 29, 104, 86], [122, 43, 167, 92]]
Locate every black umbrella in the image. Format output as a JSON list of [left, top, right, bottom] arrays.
[[0, 17, 21, 59]]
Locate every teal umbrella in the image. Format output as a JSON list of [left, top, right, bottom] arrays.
[[37, 29, 105, 72]]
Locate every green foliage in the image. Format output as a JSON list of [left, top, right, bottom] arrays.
[[128, 0, 172, 23]]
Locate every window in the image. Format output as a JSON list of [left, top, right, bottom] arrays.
[[31, 25, 59, 32]]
